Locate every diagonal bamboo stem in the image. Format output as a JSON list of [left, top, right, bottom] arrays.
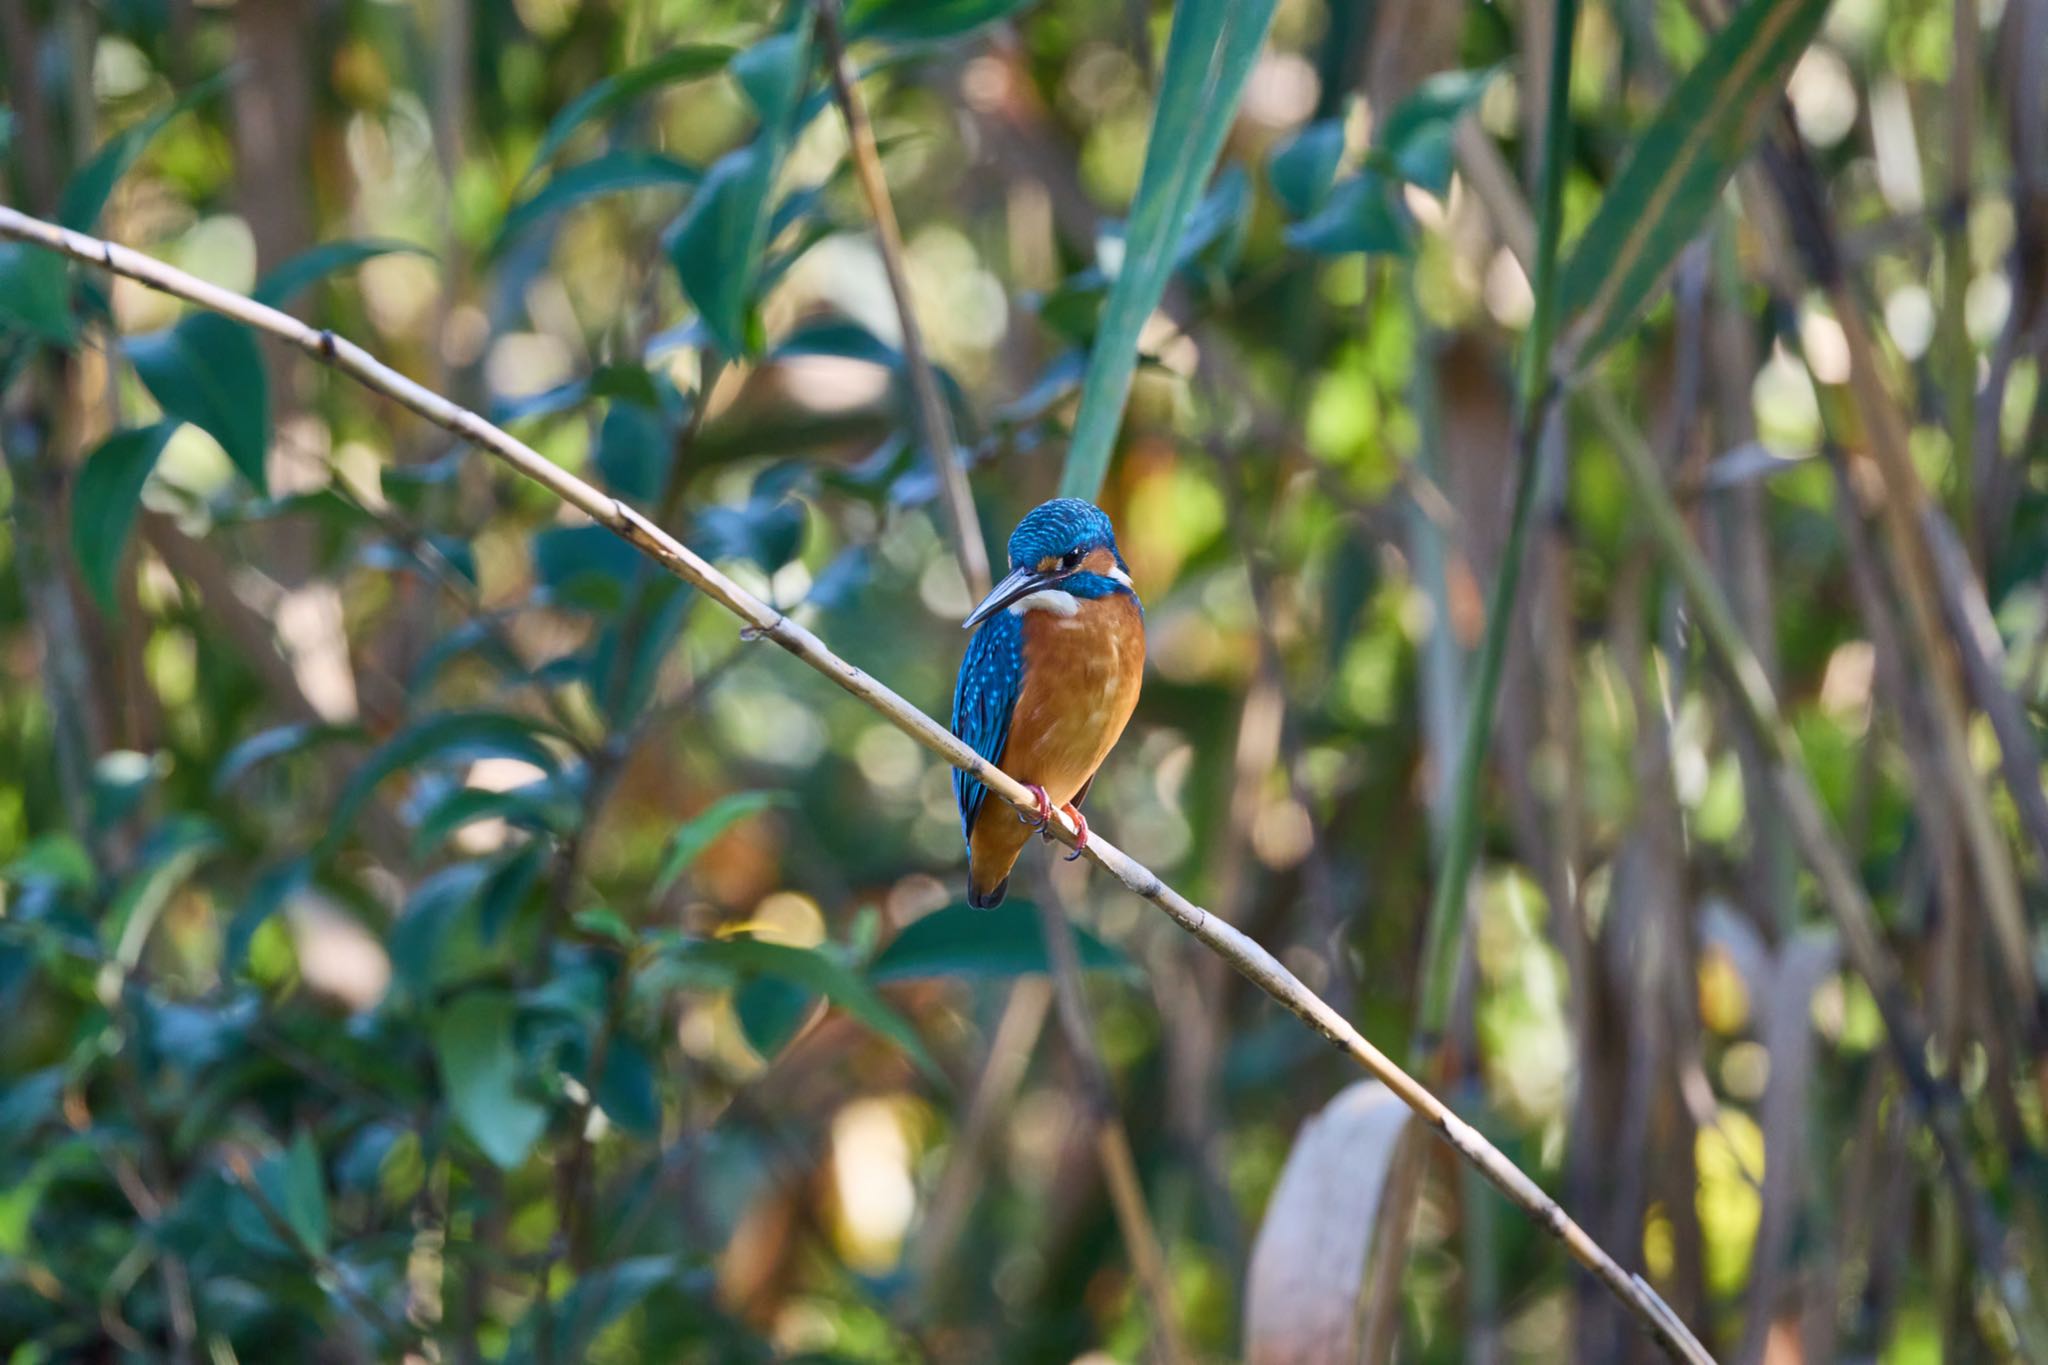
[[0, 204, 1713, 1365], [813, 0, 992, 601]]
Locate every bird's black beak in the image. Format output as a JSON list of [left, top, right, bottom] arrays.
[[963, 565, 1064, 630]]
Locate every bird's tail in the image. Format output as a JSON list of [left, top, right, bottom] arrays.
[[966, 808, 1031, 908]]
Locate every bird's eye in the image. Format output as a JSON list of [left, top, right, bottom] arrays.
[[1062, 550, 1084, 570]]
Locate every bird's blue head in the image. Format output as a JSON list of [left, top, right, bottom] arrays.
[[963, 497, 1137, 629]]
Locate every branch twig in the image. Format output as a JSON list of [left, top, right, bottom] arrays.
[[814, 0, 992, 600], [0, 204, 1711, 1365]]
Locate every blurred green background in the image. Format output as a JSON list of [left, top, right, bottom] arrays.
[[2, 0, 2045, 1360]]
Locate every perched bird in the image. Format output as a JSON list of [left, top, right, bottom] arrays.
[[950, 498, 1145, 908]]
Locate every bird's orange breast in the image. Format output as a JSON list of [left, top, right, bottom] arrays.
[[998, 589, 1145, 808]]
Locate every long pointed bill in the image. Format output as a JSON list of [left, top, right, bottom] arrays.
[[963, 565, 1062, 630]]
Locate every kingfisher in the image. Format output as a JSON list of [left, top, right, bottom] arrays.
[[950, 498, 1146, 908]]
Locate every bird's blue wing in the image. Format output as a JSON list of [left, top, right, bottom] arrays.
[[950, 610, 1023, 846]]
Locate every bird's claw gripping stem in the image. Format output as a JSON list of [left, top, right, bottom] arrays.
[[1060, 804, 1089, 861], [1018, 784, 1054, 832], [1017, 785, 1089, 860]]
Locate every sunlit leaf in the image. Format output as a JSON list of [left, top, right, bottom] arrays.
[[1558, 0, 1832, 367], [1057, 0, 1280, 500], [128, 314, 271, 493], [432, 991, 549, 1170], [70, 422, 177, 610]]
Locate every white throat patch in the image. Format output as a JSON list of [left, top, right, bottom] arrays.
[[1009, 589, 1082, 617]]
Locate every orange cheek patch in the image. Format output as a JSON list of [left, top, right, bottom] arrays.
[[1082, 547, 1119, 576]]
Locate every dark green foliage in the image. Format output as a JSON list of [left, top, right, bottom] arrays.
[[70, 422, 177, 607], [128, 315, 272, 492], [0, 0, 2027, 1360]]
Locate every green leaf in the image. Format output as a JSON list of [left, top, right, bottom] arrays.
[[591, 1036, 660, 1137], [432, 991, 548, 1170], [596, 398, 673, 503], [504, 1256, 677, 1365], [573, 907, 635, 947], [252, 239, 431, 309], [214, 721, 365, 793], [494, 152, 700, 255], [0, 243, 75, 345], [735, 974, 817, 1058], [666, 20, 814, 357], [477, 840, 549, 942], [1057, 0, 1281, 500], [280, 1129, 329, 1255], [128, 314, 271, 493], [666, 152, 771, 358], [652, 792, 792, 896], [390, 864, 491, 992], [525, 45, 736, 181], [70, 423, 177, 610], [1268, 119, 1345, 220], [869, 901, 1131, 981], [1377, 67, 1498, 195], [1174, 164, 1252, 275], [1558, 0, 1832, 368], [846, 0, 1034, 43], [4, 835, 94, 890], [102, 817, 222, 969], [1285, 170, 1410, 256], [534, 524, 643, 611], [59, 72, 229, 231], [323, 712, 565, 854], [225, 858, 309, 970], [412, 780, 577, 858], [667, 936, 937, 1078]]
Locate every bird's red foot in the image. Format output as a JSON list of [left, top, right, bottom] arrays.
[[1017, 783, 1054, 833], [1060, 803, 1089, 861]]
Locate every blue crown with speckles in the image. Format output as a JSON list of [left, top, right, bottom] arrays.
[[1005, 498, 1126, 571]]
